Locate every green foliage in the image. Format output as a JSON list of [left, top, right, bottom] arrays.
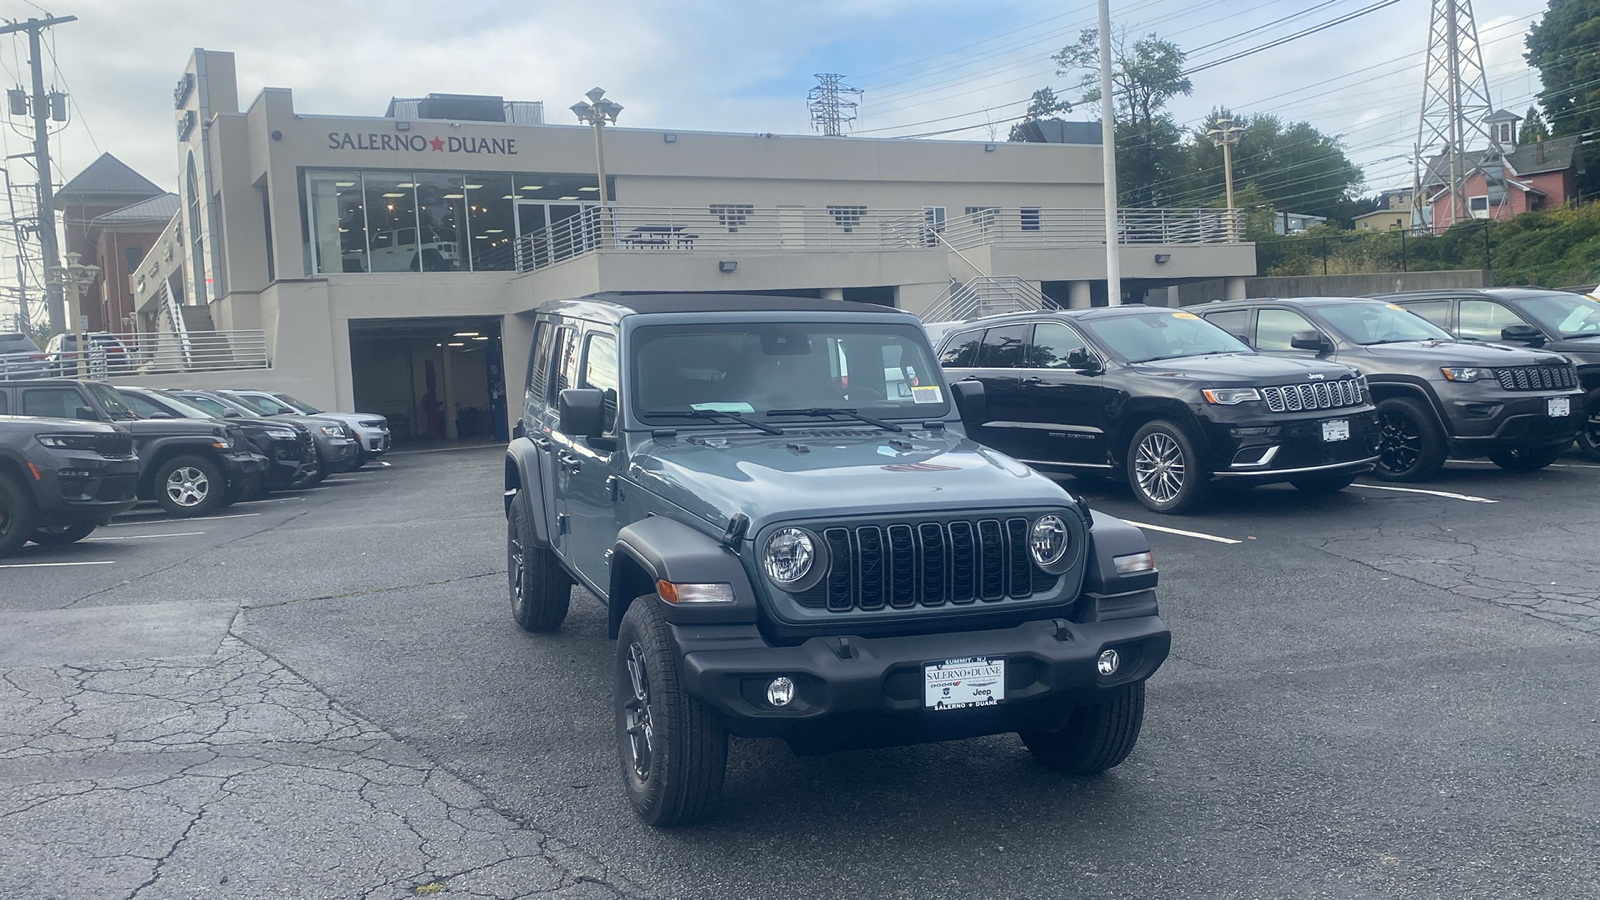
[[1179, 109, 1366, 224], [1525, 0, 1600, 195], [1007, 88, 1070, 142], [1519, 106, 1550, 144]]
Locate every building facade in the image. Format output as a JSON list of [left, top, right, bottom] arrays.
[[55, 154, 173, 333], [124, 50, 1254, 440]]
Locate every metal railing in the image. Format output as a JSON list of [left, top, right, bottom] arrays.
[[0, 330, 270, 381], [941, 207, 1248, 250], [916, 276, 1057, 323]]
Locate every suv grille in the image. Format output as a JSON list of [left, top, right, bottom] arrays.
[[1494, 364, 1576, 391], [94, 433, 134, 459], [794, 518, 1058, 612], [1261, 378, 1363, 413]]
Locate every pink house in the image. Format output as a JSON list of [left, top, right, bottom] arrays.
[[1423, 110, 1582, 234]]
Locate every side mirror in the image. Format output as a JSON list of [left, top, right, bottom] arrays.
[[222, 409, 242, 418], [1500, 323, 1545, 345], [148, 412, 174, 419], [75, 406, 98, 421], [558, 388, 606, 439], [1290, 330, 1330, 352], [1066, 347, 1102, 372], [512, 418, 526, 440], [950, 380, 988, 427]]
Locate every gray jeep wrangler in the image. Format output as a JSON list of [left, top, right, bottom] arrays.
[[503, 294, 1171, 826]]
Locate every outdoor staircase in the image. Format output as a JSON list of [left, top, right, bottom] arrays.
[[914, 275, 1057, 323]]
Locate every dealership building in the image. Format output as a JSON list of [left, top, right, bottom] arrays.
[[121, 49, 1253, 440]]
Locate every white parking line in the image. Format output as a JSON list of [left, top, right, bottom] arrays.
[[240, 496, 303, 503], [0, 560, 115, 569], [1349, 483, 1498, 503], [83, 532, 205, 542], [107, 512, 262, 526], [1454, 459, 1600, 470], [1120, 520, 1243, 545]]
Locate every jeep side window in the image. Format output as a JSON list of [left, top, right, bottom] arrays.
[[939, 329, 981, 367], [1403, 300, 1452, 332], [1026, 322, 1088, 368], [526, 321, 552, 404], [548, 325, 579, 409], [1459, 300, 1526, 342], [1254, 309, 1318, 352], [22, 387, 84, 419], [977, 324, 1028, 367], [1202, 309, 1251, 345], [580, 332, 619, 433]]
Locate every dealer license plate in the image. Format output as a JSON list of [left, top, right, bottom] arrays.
[[924, 657, 1005, 710], [1548, 397, 1571, 417], [1321, 418, 1350, 442]]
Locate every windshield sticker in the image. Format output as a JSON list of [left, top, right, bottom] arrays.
[[1171, 312, 1200, 320], [689, 402, 755, 414], [911, 385, 943, 404], [1386, 303, 1406, 311]]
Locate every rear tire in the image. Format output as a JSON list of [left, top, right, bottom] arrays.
[[1371, 397, 1447, 482], [154, 455, 226, 517], [1126, 420, 1208, 514], [508, 492, 571, 633], [30, 522, 95, 545], [1021, 681, 1146, 775], [1291, 472, 1358, 495], [0, 472, 36, 558], [1576, 406, 1600, 462], [1486, 444, 1565, 472], [616, 594, 728, 826]]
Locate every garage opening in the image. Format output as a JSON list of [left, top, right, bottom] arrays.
[[348, 316, 508, 443]]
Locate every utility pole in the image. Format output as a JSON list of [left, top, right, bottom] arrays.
[[0, 14, 76, 337], [808, 74, 862, 137], [1414, 0, 1492, 233], [1098, 0, 1121, 306]]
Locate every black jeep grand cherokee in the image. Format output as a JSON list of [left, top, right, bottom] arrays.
[[937, 306, 1379, 513]]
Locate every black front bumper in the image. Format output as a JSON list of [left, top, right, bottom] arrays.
[[32, 453, 140, 524], [1444, 391, 1583, 453], [1201, 409, 1381, 482], [674, 614, 1170, 751]]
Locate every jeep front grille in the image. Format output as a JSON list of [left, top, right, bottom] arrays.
[[1494, 364, 1576, 391], [796, 518, 1057, 612], [1261, 378, 1363, 413], [94, 433, 134, 459]]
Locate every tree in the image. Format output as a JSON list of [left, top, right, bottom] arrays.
[[1519, 105, 1551, 144], [1053, 30, 1192, 207], [1007, 88, 1070, 142], [1178, 109, 1365, 225], [1526, 0, 1600, 193]]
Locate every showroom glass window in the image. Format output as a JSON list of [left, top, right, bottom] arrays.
[[467, 174, 516, 270], [363, 173, 421, 272], [413, 172, 469, 272], [306, 171, 369, 273]]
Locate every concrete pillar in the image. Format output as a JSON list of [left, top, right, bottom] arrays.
[[820, 287, 844, 302], [441, 347, 458, 440], [1225, 276, 1247, 301], [1068, 280, 1092, 310]]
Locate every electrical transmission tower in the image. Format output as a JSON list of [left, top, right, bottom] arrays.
[[808, 74, 861, 137], [1413, 0, 1496, 233]]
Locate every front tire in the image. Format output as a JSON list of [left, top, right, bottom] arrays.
[[1486, 444, 1565, 472], [30, 522, 96, 545], [507, 492, 570, 632], [1021, 681, 1146, 775], [616, 594, 728, 827], [1126, 420, 1208, 514], [0, 473, 36, 557], [154, 455, 226, 517], [1576, 406, 1600, 461], [1371, 397, 1447, 482]]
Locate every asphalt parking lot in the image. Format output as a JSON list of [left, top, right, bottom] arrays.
[[3, 446, 1597, 899]]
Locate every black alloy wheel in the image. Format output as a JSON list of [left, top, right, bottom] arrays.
[[507, 492, 570, 632], [1579, 407, 1600, 462], [1371, 397, 1447, 482]]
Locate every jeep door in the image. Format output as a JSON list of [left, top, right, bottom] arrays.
[[551, 325, 621, 589], [1251, 307, 1328, 361], [529, 322, 575, 558], [1012, 320, 1113, 466], [942, 324, 1027, 455]]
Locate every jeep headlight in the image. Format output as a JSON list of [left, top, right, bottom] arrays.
[[1440, 366, 1490, 382], [764, 527, 820, 589], [264, 427, 297, 440], [1029, 514, 1073, 572], [1201, 387, 1262, 405], [317, 424, 345, 436]]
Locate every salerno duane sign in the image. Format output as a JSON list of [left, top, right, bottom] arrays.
[[327, 132, 518, 155]]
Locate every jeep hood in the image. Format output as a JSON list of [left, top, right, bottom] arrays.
[[628, 429, 1072, 529], [1133, 353, 1352, 384], [1356, 340, 1562, 365]]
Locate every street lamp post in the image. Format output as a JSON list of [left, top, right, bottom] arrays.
[[1207, 116, 1244, 242], [570, 88, 623, 247], [55, 251, 99, 379]]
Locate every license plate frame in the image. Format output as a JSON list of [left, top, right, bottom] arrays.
[[924, 657, 1005, 710], [1548, 397, 1571, 417], [1321, 418, 1350, 442]]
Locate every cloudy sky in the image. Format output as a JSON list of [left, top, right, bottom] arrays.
[[0, 0, 1551, 323]]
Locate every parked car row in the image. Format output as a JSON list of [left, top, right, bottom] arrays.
[[0, 379, 391, 556], [933, 291, 1588, 514], [0, 331, 136, 379]]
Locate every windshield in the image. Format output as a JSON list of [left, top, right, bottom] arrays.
[[148, 393, 216, 419], [85, 382, 137, 420], [1078, 311, 1251, 363], [1318, 302, 1451, 344], [225, 392, 294, 416], [631, 321, 947, 425], [1516, 293, 1600, 338], [176, 392, 243, 417], [272, 393, 321, 414]]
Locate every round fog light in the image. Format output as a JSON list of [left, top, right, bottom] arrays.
[[766, 676, 796, 707], [1097, 649, 1120, 676]]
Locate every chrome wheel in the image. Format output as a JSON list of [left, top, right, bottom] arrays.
[[163, 466, 211, 508], [1134, 432, 1185, 504], [1376, 409, 1422, 474], [623, 642, 655, 780]]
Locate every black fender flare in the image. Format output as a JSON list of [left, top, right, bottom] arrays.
[[1364, 376, 1449, 431], [503, 438, 552, 548], [608, 516, 760, 639]]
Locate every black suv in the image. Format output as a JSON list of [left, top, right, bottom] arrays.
[[1374, 288, 1600, 460], [114, 386, 319, 495], [1198, 297, 1583, 480], [505, 294, 1170, 826], [0, 378, 267, 517], [0, 414, 138, 555], [936, 307, 1379, 514]]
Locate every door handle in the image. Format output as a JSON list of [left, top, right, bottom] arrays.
[[557, 452, 582, 473], [1022, 376, 1044, 385], [531, 437, 552, 451]]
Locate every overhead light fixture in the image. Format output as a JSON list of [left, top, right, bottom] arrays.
[[579, 186, 598, 191], [718, 260, 738, 273], [558, 195, 578, 200], [465, 183, 483, 189], [472, 336, 488, 341], [396, 183, 415, 188], [520, 185, 542, 191], [382, 192, 405, 198], [448, 342, 465, 347], [501, 194, 516, 200], [663, 133, 677, 143], [396, 121, 410, 131], [484, 229, 503, 234], [984, 143, 996, 151], [454, 331, 479, 337], [335, 181, 356, 188], [1154, 253, 1172, 263], [443, 192, 464, 199]]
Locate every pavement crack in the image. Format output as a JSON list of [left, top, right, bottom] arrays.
[[240, 571, 502, 609]]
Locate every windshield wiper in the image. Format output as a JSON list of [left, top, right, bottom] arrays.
[[766, 407, 905, 433], [645, 409, 785, 435], [1362, 338, 1424, 345]]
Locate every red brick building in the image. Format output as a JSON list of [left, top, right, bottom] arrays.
[[1423, 112, 1583, 234], [55, 154, 172, 333]]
